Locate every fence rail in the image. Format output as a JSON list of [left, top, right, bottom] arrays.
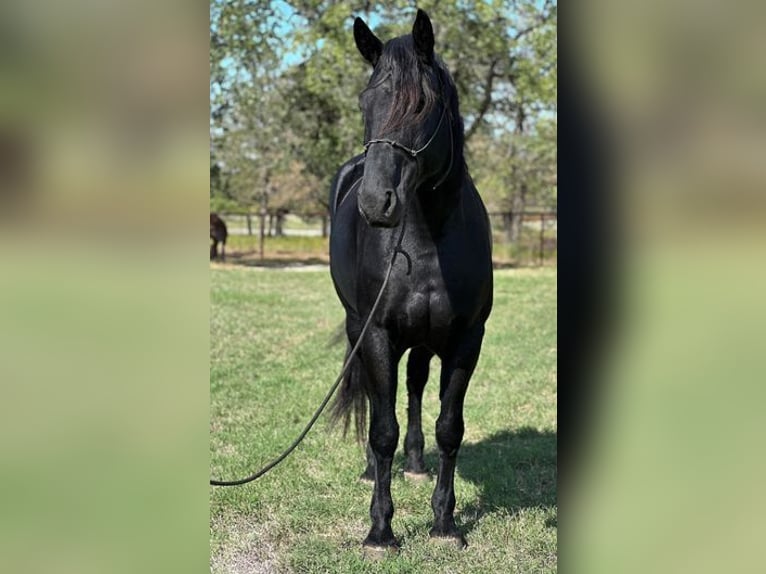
[[487, 210, 557, 266], [216, 209, 557, 266]]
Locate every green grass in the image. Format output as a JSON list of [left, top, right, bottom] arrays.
[[210, 267, 557, 573], [491, 227, 557, 267]]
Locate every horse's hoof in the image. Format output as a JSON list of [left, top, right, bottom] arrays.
[[429, 534, 467, 549], [403, 470, 430, 482], [362, 543, 399, 560], [358, 474, 374, 485]]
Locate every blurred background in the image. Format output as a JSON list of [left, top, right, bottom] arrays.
[[0, 1, 209, 573], [1, 0, 765, 572], [566, 0, 766, 572]]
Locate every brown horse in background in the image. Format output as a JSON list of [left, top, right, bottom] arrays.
[[210, 213, 228, 261]]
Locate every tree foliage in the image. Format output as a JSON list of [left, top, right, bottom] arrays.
[[210, 0, 557, 228]]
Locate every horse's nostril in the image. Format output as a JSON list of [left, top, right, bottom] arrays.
[[383, 191, 394, 215]]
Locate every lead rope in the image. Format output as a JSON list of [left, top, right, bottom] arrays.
[[210, 212, 408, 487]]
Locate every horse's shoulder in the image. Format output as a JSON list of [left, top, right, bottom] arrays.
[[330, 153, 365, 216]]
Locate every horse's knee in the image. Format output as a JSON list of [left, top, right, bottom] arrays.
[[435, 416, 464, 456], [369, 420, 399, 457]]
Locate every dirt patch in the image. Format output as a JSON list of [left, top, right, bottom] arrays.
[[210, 516, 281, 574], [212, 250, 329, 271]]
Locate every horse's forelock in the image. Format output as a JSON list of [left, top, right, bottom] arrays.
[[370, 34, 465, 180], [378, 36, 441, 135]]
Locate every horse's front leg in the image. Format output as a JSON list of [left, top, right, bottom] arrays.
[[430, 325, 485, 548], [404, 346, 434, 478], [361, 328, 401, 553]]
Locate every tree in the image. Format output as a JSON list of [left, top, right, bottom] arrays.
[[209, 0, 558, 235], [463, 0, 557, 241]]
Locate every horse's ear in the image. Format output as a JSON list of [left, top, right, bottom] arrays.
[[354, 17, 383, 67], [412, 9, 434, 64]]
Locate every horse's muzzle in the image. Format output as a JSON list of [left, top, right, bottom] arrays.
[[358, 187, 402, 228]]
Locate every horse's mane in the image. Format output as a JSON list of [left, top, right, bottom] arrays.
[[377, 37, 466, 175]]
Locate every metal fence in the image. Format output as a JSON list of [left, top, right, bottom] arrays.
[[218, 209, 557, 266], [488, 210, 557, 266], [219, 212, 328, 238]]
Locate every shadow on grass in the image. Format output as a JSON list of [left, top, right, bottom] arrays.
[[392, 427, 555, 535], [456, 427, 557, 532], [387, 427, 556, 542]]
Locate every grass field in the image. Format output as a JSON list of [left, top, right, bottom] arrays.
[[209, 266, 557, 573]]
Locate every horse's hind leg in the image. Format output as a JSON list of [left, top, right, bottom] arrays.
[[210, 240, 217, 260], [430, 326, 485, 549], [404, 346, 433, 478], [360, 442, 375, 482]]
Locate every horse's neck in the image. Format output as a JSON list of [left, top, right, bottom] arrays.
[[415, 118, 464, 233], [410, 176, 465, 240]]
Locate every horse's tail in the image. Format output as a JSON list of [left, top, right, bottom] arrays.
[[329, 344, 367, 443]]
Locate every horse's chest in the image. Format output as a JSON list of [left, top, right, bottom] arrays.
[[393, 280, 453, 340]]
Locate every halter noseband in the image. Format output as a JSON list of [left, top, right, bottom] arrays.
[[363, 103, 447, 158], [363, 102, 454, 191]]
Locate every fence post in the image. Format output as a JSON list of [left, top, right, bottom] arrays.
[[259, 207, 267, 260], [539, 213, 545, 266]]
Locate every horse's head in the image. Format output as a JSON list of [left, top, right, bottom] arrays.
[[354, 10, 453, 228]]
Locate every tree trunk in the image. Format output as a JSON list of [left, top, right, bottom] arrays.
[[506, 103, 528, 245], [502, 212, 513, 244], [259, 194, 268, 260], [259, 209, 266, 260], [321, 214, 328, 238], [509, 186, 527, 243]]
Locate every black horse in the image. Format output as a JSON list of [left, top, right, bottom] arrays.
[[329, 10, 493, 554], [210, 213, 228, 261]]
